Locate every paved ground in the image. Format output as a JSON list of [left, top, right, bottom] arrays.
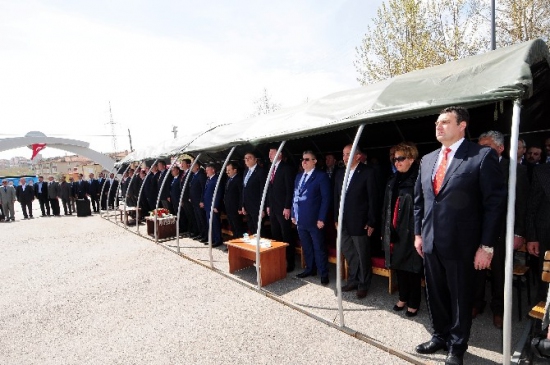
[[1, 206, 409, 365]]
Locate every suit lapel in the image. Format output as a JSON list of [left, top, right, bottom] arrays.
[[439, 141, 468, 194]]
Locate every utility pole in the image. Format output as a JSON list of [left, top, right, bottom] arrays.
[[491, 0, 496, 50], [172, 125, 178, 139], [107, 102, 118, 152], [128, 129, 133, 152]]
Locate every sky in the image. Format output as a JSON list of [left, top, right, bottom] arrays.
[[0, 0, 383, 160]]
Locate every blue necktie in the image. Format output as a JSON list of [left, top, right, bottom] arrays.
[[299, 173, 308, 192], [244, 169, 252, 186]]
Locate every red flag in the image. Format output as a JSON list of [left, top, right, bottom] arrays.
[[31, 143, 46, 160]]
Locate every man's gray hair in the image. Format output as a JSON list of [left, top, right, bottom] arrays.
[[479, 130, 505, 147]]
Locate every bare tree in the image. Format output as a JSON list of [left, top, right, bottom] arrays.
[[495, 0, 550, 47], [250, 88, 281, 117], [354, 0, 488, 85]]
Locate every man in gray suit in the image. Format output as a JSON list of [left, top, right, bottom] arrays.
[[47, 176, 61, 216], [0, 179, 17, 222]]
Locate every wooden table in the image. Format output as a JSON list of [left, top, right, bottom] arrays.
[[118, 207, 141, 225], [225, 238, 288, 287], [146, 216, 176, 239]]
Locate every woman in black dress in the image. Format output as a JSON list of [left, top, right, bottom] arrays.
[[382, 142, 423, 317]]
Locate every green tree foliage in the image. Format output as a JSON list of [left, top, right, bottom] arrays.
[[495, 0, 550, 47], [355, 0, 549, 85]]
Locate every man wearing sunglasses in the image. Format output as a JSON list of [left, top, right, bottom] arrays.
[[292, 151, 331, 285]]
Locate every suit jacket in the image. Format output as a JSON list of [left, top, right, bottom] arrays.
[[414, 140, 506, 260], [74, 180, 89, 199], [267, 161, 295, 212], [16, 184, 34, 203], [500, 158, 528, 237], [203, 174, 223, 212], [224, 173, 243, 214], [0, 185, 17, 204], [334, 163, 378, 236], [34, 181, 49, 200], [103, 179, 119, 198], [157, 169, 172, 201], [180, 169, 192, 202], [60, 181, 72, 200], [526, 164, 550, 246], [169, 174, 182, 207], [88, 179, 100, 197], [190, 169, 207, 207], [47, 181, 61, 199], [142, 172, 158, 202], [241, 165, 267, 214], [291, 169, 331, 229]]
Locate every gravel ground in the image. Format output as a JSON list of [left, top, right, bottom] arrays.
[[1, 206, 411, 365]]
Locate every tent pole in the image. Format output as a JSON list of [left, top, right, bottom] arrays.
[[255, 141, 286, 289], [114, 164, 132, 224], [176, 153, 202, 254], [208, 146, 236, 268], [154, 158, 173, 243], [123, 161, 143, 230], [99, 165, 119, 219], [503, 99, 521, 365], [335, 124, 365, 328], [136, 159, 158, 235]]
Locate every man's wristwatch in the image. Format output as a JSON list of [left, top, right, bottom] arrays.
[[480, 245, 494, 254]]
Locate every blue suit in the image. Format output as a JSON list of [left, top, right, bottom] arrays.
[[292, 169, 331, 278], [203, 173, 223, 245]]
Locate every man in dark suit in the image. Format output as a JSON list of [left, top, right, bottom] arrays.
[[267, 147, 296, 272], [16, 177, 34, 219], [157, 161, 173, 213], [74, 173, 89, 199], [103, 173, 119, 209], [334, 145, 378, 299], [413, 107, 506, 365], [88, 173, 101, 213], [189, 161, 207, 242], [47, 176, 61, 216], [168, 165, 183, 230], [527, 163, 550, 301], [292, 151, 331, 285], [143, 163, 159, 211], [224, 162, 245, 239], [474, 130, 529, 328], [241, 151, 267, 234], [60, 177, 73, 215], [34, 175, 50, 216], [97, 172, 106, 210], [200, 163, 223, 247], [180, 159, 196, 237], [125, 168, 141, 207]]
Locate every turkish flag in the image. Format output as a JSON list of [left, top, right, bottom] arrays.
[[31, 143, 47, 160]]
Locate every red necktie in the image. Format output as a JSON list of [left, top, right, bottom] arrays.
[[392, 197, 400, 228], [433, 148, 451, 195]]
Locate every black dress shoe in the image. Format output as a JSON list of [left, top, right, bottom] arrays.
[[321, 276, 329, 285], [341, 284, 358, 292], [356, 289, 368, 299], [405, 309, 419, 317], [393, 304, 405, 311], [212, 242, 222, 248], [199, 238, 208, 243], [296, 271, 315, 278], [415, 340, 447, 354], [445, 353, 464, 365]]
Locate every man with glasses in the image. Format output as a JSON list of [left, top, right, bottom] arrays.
[[292, 151, 331, 285], [334, 144, 378, 299], [0, 179, 17, 221], [241, 152, 267, 234]]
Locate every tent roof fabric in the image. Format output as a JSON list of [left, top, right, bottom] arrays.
[[125, 39, 550, 161]]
